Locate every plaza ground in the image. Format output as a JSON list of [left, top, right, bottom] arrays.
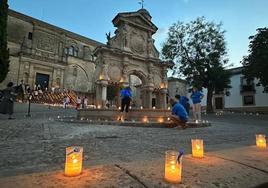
[[0, 103, 267, 187]]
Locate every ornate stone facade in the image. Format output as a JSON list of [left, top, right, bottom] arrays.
[[94, 9, 173, 109]]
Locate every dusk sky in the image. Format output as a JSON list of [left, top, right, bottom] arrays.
[[9, 0, 268, 67]]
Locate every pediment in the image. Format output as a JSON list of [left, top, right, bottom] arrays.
[[113, 12, 158, 33]]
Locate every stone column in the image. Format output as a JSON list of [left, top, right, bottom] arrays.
[[155, 91, 161, 109], [160, 88, 168, 109], [143, 87, 154, 109], [95, 82, 102, 107], [101, 83, 107, 107]]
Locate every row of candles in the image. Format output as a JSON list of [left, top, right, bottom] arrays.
[[95, 106, 172, 110], [64, 134, 266, 183]]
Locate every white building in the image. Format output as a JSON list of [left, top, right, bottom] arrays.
[[216, 67, 268, 113], [168, 67, 268, 113]]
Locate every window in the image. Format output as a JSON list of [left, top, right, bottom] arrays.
[[240, 77, 255, 93], [69, 46, 74, 56], [28, 32, 33, 40], [64, 47, 68, 55], [74, 49, 78, 57], [243, 95, 254, 106]]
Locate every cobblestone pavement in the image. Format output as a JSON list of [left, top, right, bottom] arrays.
[[0, 102, 268, 178]]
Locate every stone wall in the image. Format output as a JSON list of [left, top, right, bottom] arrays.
[[0, 9, 102, 93], [167, 77, 187, 98]]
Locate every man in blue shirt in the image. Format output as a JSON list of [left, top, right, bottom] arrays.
[[119, 86, 132, 121], [175, 94, 190, 115], [169, 98, 188, 129]]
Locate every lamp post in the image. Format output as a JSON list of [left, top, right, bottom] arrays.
[[26, 94, 32, 117]]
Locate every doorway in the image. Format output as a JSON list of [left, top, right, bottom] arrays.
[[36, 73, 49, 89], [215, 97, 223, 110]]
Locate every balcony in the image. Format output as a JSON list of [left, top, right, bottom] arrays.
[[240, 84, 256, 93]]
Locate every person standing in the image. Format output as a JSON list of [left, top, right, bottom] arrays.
[[119, 86, 132, 121], [190, 87, 204, 121], [0, 82, 22, 119], [63, 96, 67, 109], [83, 96, 88, 109], [76, 96, 81, 110]]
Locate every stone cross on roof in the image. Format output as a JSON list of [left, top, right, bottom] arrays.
[[139, 0, 144, 9]]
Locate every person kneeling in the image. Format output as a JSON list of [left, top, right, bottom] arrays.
[[169, 98, 188, 129]]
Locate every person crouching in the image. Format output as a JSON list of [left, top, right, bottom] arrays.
[[169, 98, 188, 129]]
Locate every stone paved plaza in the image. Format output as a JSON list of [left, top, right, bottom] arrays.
[[0, 103, 268, 187]]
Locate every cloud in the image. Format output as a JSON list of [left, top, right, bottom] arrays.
[[154, 27, 168, 38], [153, 27, 169, 51]]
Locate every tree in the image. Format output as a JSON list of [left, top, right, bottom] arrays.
[[162, 17, 231, 112], [242, 28, 268, 92], [0, 0, 9, 83]]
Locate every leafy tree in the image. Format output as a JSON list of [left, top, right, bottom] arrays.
[[162, 17, 231, 112], [242, 28, 268, 92], [0, 0, 9, 83]]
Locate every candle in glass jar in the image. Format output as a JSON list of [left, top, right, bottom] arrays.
[[65, 146, 83, 176], [256, 134, 266, 148], [191, 139, 204, 158], [164, 150, 182, 183]]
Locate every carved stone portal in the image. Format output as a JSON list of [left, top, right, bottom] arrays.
[[94, 9, 173, 109]]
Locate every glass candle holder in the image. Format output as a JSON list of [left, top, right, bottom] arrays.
[[256, 134, 266, 148], [164, 150, 182, 183], [192, 139, 204, 158], [65, 146, 83, 176]]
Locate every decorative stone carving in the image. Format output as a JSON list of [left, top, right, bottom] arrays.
[[154, 74, 162, 88], [148, 38, 159, 58], [130, 32, 145, 54], [108, 66, 121, 82], [122, 25, 129, 49], [101, 63, 109, 80]]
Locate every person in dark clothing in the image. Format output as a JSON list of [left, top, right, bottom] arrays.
[[119, 86, 132, 121], [175, 94, 190, 115], [169, 98, 188, 129], [0, 82, 23, 119]]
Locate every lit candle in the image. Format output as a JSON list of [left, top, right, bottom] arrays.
[[140, 106, 143, 109], [142, 116, 149, 123], [165, 150, 183, 183], [158, 117, 164, 123], [97, 105, 101, 109], [65, 146, 83, 177], [167, 107, 171, 110], [256, 134, 267, 148], [118, 106, 121, 110], [191, 139, 204, 158], [167, 117, 170, 121], [153, 106, 156, 110]]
